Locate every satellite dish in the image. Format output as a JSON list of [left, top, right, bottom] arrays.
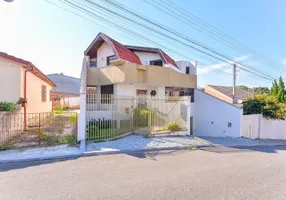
[[237, 99, 243, 104]]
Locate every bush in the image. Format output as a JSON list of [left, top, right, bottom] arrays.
[[243, 94, 281, 120], [52, 109, 64, 115], [69, 113, 78, 124], [133, 107, 157, 127], [65, 134, 76, 144], [166, 122, 180, 132], [0, 101, 16, 112]]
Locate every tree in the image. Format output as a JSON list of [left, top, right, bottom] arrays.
[[243, 94, 280, 119], [270, 80, 279, 96], [277, 76, 285, 102], [254, 87, 270, 94]]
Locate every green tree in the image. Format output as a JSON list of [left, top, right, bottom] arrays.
[[254, 87, 270, 94], [243, 94, 279, 119], [270, 80, 279, 96], [277, 76, 285, 102]]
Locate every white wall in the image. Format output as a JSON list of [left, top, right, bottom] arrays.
[[260, 118, 286, 140], [241, 114, 260, 139], [194, 89, 242, 137], [176, 61, 197, 75], [97, 42, 115, 68], [133, 51, 161, 66], [114, 84, 165, 97]]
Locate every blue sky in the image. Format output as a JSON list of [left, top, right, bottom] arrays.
[[0, 0, 285, 88]]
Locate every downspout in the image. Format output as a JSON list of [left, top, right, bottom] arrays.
[[24, 66, 33, 129]]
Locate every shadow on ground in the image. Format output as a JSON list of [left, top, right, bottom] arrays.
[[200, 145, 286, 154], [0, 157, 77, 172]]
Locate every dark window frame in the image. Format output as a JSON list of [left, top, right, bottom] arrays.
[[186, 66, 190, 74], [107, 55, 116, 65], [150, 59, 163, 66]]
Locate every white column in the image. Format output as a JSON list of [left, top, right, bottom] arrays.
[[77, 56, 89, 142], [187, 97, 191, 135]]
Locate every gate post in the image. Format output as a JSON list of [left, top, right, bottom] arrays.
[[186, 97, 191, 135]]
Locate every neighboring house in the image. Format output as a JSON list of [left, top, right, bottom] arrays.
[[204, 85, 252, 107], [0, 52, 55, 113], [83, 32, 197, 98], [47, 73, 80, 109]]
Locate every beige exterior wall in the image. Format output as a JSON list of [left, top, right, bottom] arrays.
[[97, 42, 115, 68], [204, 86, 233, 104], [0, 57, 22, 103], [114, 84, 165, 97], [87, 62, 197, 88], [25, 70, 53, 113]]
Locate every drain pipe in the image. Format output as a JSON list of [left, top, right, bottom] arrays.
[[24, 66, 33, 129]]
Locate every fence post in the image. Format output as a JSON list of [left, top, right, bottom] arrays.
[[38, 113, 42, 145]]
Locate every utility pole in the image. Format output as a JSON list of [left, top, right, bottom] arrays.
[[233, 64, 237, 104]]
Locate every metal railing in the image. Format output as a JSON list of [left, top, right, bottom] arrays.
[[0, 112, 78, 148], [86, 94, 189, 141]]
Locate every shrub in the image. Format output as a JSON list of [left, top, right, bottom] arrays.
[[65, 134, 76, 144], [166, 121, 180, 132], [52, 109, 64, 115], [69, 113, 78, 124], [0, 101, 16, 112], [133, 107, 157, 127]]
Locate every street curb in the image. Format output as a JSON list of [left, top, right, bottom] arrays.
[[82, 144, 215, 156], [1, 143, 285, 164], [0, 154, 81, 164]]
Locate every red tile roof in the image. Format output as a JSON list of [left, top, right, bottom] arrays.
[[0, 52, 55, 86], [160, 50, 178, 68], [104, 35, 142, 65]]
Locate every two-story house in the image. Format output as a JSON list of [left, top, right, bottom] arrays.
[[83, 32, 197, 98]]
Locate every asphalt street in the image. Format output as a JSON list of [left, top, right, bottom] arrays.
[[1, 146, 286, 200]]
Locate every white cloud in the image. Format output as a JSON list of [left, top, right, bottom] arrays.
[[198, 55, 249, 74], [281, 59, 286, 66]]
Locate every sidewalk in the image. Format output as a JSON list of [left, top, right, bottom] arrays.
[[0, 145, 80, 164], [1, 135, 286, 164]]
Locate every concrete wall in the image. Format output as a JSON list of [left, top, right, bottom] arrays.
[[194, 89, 242, 137], [87, 62, 197, 88], [114, 84, 165, 97], [0, 57, 22, 103], [97, 42, 115, 68], [25, 70, 53, 113], [260, 118, 286, 140], [241, 114, 260, 139]]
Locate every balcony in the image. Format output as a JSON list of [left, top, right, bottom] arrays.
[[87, 61, 197, 88]]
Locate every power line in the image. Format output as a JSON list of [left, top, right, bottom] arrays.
[[45, 0, 274, 83], [159, 0, 285, 72]]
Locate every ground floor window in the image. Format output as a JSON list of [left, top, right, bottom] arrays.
[[101, 85, 114, 104], [165, 87, 194, 102]]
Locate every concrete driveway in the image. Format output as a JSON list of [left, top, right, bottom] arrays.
[[1, 146, 286, 200]]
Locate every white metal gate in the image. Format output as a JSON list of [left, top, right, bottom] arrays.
[[86, 94, 189, 141]]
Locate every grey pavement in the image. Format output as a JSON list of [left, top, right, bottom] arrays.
[[1, 146, 286, 200]]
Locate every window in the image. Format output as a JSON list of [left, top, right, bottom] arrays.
[[90, 61, 97, 68], [165, 87, 195, 102], [136, 89, 147, 96], [42, 85, 47, 102], [107, 55, 116, 65], [150, 59, 163, 66], [101, 85, 114, 104], [186, 66, 190, 74]]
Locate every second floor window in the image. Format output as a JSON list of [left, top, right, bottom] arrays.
[[107, 55, 116, 65], [150, 59, 163, 66], [186, 66, 190, 74]]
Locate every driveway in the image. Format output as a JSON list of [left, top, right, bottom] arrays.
[[1, 146, 286, 200]]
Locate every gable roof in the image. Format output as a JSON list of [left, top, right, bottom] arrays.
[[0, 52, 55, 86], [47, 73, 80, 95], [85, 33, 178, 68], [206, 85, 251, 102]]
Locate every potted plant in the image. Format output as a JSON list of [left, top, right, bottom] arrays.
[[17, 97, 27, 107]]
